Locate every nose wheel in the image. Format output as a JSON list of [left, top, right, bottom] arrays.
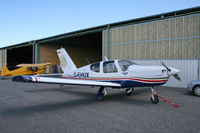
[[151, 94, 159, 104], [125, 87, 134, 96], [150, 87, 159, 104]]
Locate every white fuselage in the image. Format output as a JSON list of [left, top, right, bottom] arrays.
[[61, 60, 172, 88]]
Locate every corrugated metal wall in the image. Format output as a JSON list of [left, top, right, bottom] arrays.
[[102, 13, 200, 88], [133, 59, 198, 88], [103, 13, 200, 60], [0, 49, 7, 69]]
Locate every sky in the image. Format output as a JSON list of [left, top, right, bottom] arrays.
[[0, 0, 199, 48]]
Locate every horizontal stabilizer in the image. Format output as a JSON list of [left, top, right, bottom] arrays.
[[12, 75, 33, 82]]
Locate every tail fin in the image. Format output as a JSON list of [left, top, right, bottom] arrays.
[[1, 65, 10, 76], [57, 48, 77, 73]]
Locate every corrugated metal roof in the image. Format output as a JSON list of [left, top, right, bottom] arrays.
[[1, 6, 200, 50]]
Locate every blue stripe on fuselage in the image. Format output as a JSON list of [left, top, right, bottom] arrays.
[[103, 80, 166, 88]]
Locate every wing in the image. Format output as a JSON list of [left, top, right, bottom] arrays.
[[36, 73, 63, 77], [17, 63, 52, 67], [12, 75, 121, 87]]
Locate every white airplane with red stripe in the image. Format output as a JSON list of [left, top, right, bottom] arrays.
[[13, 48, 181, 104]]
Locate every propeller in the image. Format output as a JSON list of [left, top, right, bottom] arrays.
[[173, 74, 181, 81], [161, 62, 181, 81], [161, 62, 171, 72]]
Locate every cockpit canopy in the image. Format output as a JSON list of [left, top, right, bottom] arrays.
[[90, 60, 137, 73], [118, 60, 137, 71]]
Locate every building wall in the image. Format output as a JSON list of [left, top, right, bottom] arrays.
[[103, 13, 200, 88], [0, 49, 7, 69], [103, 13, 200, 60]]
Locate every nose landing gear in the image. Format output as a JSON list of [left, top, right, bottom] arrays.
[[150, 87, 159, 104]]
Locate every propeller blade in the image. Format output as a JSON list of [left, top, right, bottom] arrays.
[[173, 74, 181, 81], [161, 62, 181, 81], [161, 62, 171, 72]]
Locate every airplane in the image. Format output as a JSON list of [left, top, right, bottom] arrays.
[[0, 63, 52, 79], [12, 48, 181, 104]]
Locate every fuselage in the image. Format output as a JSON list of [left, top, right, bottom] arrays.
[[61, 60, 171, 88]]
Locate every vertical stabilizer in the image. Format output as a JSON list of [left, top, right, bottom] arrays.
[[57, 48, 77, 73], [1, 66, 10, 76]]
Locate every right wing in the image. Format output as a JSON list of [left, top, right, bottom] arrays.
[[12, 75, 121, 87], [16, 63, 52, 67], [36, 73, 63, 77]]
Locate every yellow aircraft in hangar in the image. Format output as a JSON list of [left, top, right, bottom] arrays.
[[0, 63, 52, 79]]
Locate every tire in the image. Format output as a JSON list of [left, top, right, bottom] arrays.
[[151, 94, 159, 104], [125, 88, 134, 96], [96, 88, 105, 101], [96, 95, 104, 101], [193, 85, 200, 97]]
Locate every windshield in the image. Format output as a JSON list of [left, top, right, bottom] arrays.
[[118, 60, 137, 71]]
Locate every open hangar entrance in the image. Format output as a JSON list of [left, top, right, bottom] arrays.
[[6, 45, 33, 69], [38, 31, 102, 70]]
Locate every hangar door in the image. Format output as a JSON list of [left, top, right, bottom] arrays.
[[0, 49, 7, 69], [38, 31, 102, 69], [7, 45, 33, 67]]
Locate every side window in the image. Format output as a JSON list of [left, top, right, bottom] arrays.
[[90, 63, 100, 73], [103, 61, 118, 73]]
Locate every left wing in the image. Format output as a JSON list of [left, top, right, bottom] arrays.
[[12, 75, 121, 87], [17, 63, 52, 67]]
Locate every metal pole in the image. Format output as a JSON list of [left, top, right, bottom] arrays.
[[106, 25, 110, 59], [31, 41, 39, 64]]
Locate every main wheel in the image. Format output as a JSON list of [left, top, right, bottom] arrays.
[[193, 85, 200, 97], [96, 95, 104, 101], [96, 87, 105, 101], [125, 88, 134, 96], [151, 94, 159, 104]]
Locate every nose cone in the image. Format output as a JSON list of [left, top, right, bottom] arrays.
[[168, 68, 180, 76]]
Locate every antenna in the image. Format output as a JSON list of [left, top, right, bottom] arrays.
[[104, 56, 108, 61], [85, 57, 90, 64]]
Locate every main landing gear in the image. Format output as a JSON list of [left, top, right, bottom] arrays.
[[96, 86, 159, 104], [150, 87, 159, 104], [96, 87, 107, 101], [125, 87, 135, 96]]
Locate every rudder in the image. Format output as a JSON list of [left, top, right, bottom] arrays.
[[57, 48, 77, 73], [1, 65, 10, 77]]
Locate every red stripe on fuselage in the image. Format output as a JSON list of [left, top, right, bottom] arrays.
[[61, 76, 168, 83]]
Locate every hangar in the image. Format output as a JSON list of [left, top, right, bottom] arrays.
[[0, 30, 103, 68], [0, 6, 200, 87]]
